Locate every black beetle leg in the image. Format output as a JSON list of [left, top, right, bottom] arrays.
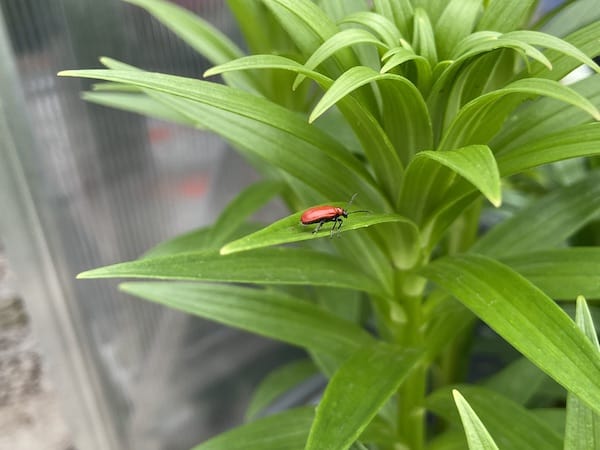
[[313, 220, 326, 234]]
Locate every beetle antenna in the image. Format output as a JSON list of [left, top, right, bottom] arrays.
[[346, 194, 370, 215], [347, 193, 358, 208]]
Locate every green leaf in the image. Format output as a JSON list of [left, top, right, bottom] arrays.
[[317, 0, 368, 22], [527, 21, 600, 81], [305, 342, 421, 450], [439, 78, 600, 150], [205, 55, 408, 207], [428, 386, 562, 449], [425, 297, 472, 361], [434, 0, 482, 60], [482, 357, 547, 405], [413, 8, 437, 66], [373, 0, 414, 37], [246, 359, 319, 421], [293, 28, 387, 90], [427, 431, 468, 450], [143, 226, 213, 257], [398, 145, 499, 226], [421, 254, 600, 416], [415, 145, 501, 207], [497, 123, 600, 176], [452, 390, 499, 450], [220, 210, 409, 258], [380, 47, 432, 93], [477, 0, 536, 32], [339, 12, 403, 48], [191, 407, 314, 450], [262, 0, 337, 56], [208, 179, 285, 245], [564, 296, 600, 450], [472, 172, 600, 258], [123, 0, 256, 91], [120, 282, 373, 360], [143, 222, 264, 258], [501, 248, 600, 300], [78, 247, 383, 295], [225, 0, 278, 55], [505, 30, 600, 75], [81, 91, 195, 125], [539, 0, 600, 39], [59, 69, 386, 209], [309, 66, 429, 185], [492, 75, 600, 154], [531, 409, 566, 437]]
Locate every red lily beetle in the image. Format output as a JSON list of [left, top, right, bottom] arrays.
[[300, 193, 368, 236]]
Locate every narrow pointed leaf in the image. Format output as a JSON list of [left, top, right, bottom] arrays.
[[413, 8, 437, 66], [506, 30, 600, 74], [293, 28, 387, 89], [477, 0, 536, 32], [440, 78, 600, 150], [204, 54, 408, 206], [472, 172, 600, 258], [492, 75, 600, 154], [497, 123, 600, 176], [191, 407, 314, 450], [482, 358, 547, 405], [452, 390, 499, 450], [246, 359, 319, 421], [124, 0, 255, 91], [305, 342, 421, 450], [81, 91, 195, 125], [59, 69, 385, 208], [434, 0, 482, 60], [399, 145, 499, 225], [428, 386, 562, 449], [309, 66, 428, 188], [120, 282, 374, 359], [208, 179, 285, 244], [220, 210, 409, 258], [564, 296, 600, 450], [422, 254, 600, 416], [339, 12, 403, 48], [78, 247, 383, 295], [527, 21, 600, 80], [539, 0, 600, 38], [262, 0, 337, 56], [373, 0, 414, 37], [143, 222, 262, 258], [501, 248, 600, 300], [414, 145, 501, 207]]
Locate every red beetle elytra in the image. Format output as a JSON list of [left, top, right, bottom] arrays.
[[300, 194, 368, 236]]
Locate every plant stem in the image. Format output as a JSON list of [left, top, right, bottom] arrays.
[[396, 275, 426, 450]]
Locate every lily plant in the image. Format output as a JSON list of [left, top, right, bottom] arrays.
[[60, 0, 600, 449]]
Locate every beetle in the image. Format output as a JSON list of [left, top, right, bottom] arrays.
[[300, 194, 368, 237]]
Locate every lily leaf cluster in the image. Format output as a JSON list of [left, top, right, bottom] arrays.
[[61, 0, 600, 449]]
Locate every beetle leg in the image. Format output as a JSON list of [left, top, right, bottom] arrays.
[[330, 218, 342, 238], [313, 220, 325, 234], [335, 217, 343, 237]]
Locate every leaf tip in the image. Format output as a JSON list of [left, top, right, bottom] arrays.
[[76, 269, 96, 279], [452, 389, 463, 402], [203, 67, 218, 78], [219, 245, 233, 255], [291, 75, 304, 91], [490, 195, 502, 208]]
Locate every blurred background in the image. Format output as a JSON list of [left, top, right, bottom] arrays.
[[0, 1, 308, 449], [0, 0, 578, 449]]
